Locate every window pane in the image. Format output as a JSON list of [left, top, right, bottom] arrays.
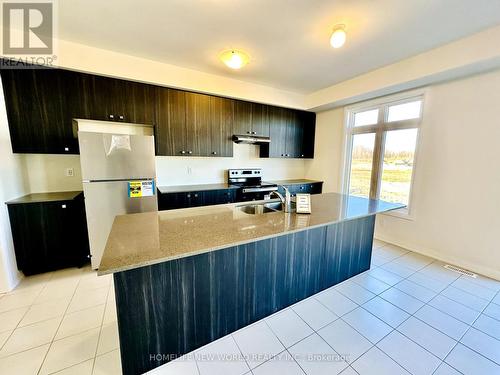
[[348, 133, 375, 198], [354, 109, 378, 127], [387, 100, 421, 122], [380, 128, 418, 205]]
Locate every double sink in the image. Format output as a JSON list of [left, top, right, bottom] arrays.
[[236, 201, 283, 215]]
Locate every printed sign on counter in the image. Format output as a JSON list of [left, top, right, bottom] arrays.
[[296, 193, 311, 214], [128, 180, 155, 198]]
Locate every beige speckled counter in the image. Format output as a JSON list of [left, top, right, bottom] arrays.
[[266, 179, 323, 185], [98, 192, 404, 275], [6, 191, 83, 204]]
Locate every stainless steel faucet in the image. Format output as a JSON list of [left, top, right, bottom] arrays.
[[269, 185, 292, 212]]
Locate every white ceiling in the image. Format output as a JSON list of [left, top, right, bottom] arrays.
[[59, 0, 500, 93]]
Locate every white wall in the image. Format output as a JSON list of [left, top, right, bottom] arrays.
[[305, 108, 344, 193], [57, 39, 305, 110], [23, 155, 82, 193], [0, 85, 28, 292], [310, 69, 500, 280], [306, 25, 500, 111], [21, 144, 309, 190], [156, 143, 308, 186]]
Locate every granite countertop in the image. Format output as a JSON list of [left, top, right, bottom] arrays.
[[267, 179, 323, 185], [98, 193, 404, 275], [6, 191, 83, 205], [157, 183, 239, 194], [157, 179, 323, 194]]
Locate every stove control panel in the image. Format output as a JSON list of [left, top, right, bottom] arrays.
[[228, 169, 262, 177]]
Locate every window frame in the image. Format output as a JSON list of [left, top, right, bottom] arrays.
[[341, 90, 425, 219]]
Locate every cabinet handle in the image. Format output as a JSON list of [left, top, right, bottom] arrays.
[[187, 194, 191, 198], [281, 154, 284, 157], [252, 131, 257, 135], [212, 151, 217, 155], [188, 151, 193, 154], [300, 186, 304, 190], [64, 147, 69, 152], [247, 131, 251, 134], [109, 114, 114, 119], [194, 194, 198, 198], [180, 150, 186, 154], [61, 204, 66, 208], [301, 154, 304, 157], [285, 154, 290, 157], [119, 115, 124, 120]]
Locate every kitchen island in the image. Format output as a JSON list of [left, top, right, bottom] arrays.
[[99, 193, 404, 374]]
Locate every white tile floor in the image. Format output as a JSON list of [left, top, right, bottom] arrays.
[[1, 240, 499, 375], [0, 266, 119, 375]]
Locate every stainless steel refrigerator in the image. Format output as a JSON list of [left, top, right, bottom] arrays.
[[78, 131, 158, 269]]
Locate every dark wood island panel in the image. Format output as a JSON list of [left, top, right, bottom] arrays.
[[113, 215, 375, 374]]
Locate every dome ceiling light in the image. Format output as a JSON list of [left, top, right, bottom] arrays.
[[330, 24, 347, 48], [219, 49, 250, 70]]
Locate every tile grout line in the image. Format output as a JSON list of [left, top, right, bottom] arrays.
[[336, 253, 462, 373], [36, 270, 99, 375], [370, 258, 499, 373], [0, 277, 47, 354], [305, 247, 498, 374], [438, 288, 499, 373], [90, 277, 114, 375]]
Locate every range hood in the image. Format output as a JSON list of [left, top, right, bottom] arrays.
[[232, 134, 271, 144]]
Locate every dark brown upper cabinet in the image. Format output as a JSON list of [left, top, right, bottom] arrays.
[[209, 96, 233, 157], [233, 100, 270, 137], [155, 90, 234, 157], [1, 66, 315, 157], [1, 68, 78, 154], [74, 74, 156, 125], [155, 87, 183, 156], [185, 91, 210, 156], [260, 106, 315, 159]]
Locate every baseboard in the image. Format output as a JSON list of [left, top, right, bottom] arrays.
[[374, 235, 500, 281]]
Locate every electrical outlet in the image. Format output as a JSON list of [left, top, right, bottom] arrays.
[[187, 167, 192, 175], [66, 168, 74, 177]]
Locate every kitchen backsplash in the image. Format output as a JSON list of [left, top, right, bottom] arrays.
[[22, 143, 310, 192]]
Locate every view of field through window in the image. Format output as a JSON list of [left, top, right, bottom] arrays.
[[347, 100, 421, 206], [349, 130, 417, 204]]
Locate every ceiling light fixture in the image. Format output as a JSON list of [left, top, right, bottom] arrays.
[[330, 24, 346, 48], [219, 49, 250, 70]]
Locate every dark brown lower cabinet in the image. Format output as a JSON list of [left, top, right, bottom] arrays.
[[279, 182, 323, 196], [158, 183, 322, 211], [7, 193, 90, 275], [158, 189, 237, 211]]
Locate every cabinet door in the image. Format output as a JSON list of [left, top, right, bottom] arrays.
[[310, 182, 323, 194], [251, 103, 270, 137], [209, 96, 233, 157], [83, 75, 118, 122], [204, 189, 236, 205], [158, 192, 188, 210], [120, 80, 156, 125], [186, 191, 205, 207], [299, 111, 316, 158], [263, 106, 288, 157], [155, 88, 187, 156], [284, 109, 300, 158], [233, 100, 252, 135], [186, 92, 210, 156], [8, 200, 77, 275], [1, 68, 78, 154]]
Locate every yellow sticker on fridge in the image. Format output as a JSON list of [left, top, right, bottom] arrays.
[[128, 180, 155, 198]]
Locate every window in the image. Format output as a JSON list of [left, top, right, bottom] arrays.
[[343, 94, 423, 215]]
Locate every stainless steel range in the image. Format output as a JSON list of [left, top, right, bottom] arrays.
[[228, 168, 278, 201]]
